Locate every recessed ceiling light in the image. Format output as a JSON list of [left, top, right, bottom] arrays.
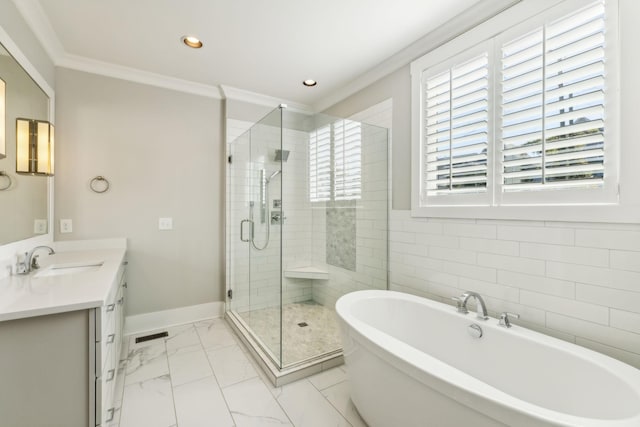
[[303, 79, 317, 87], [181, 35, 203, 49]]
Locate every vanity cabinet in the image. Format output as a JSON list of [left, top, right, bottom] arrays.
[[94, 261, 127, 426], [0, 254, 127, 427]]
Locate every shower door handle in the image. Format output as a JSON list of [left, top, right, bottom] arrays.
[[240, 219, 253, 242]]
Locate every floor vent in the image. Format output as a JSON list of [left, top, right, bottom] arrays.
[[297, 322, 308, 327], [135, 331, 168, 343]]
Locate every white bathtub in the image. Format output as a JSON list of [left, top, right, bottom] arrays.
[[336, 290, 640, 427]]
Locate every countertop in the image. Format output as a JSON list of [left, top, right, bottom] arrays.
[[0, 246, 126, 322]]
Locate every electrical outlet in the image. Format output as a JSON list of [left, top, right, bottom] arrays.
[[34, 219, 48, 234], [158, 217, 173, 230], [60, 219, 73, 233]]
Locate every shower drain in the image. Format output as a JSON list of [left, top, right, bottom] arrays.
[[297, 322, 308, 327]]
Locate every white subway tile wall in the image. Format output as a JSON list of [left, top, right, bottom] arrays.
[[311, 103, 391, 308], [390, 210, 640, 369]]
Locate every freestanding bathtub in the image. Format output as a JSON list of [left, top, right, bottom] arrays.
[[336, 290, 640, 427]]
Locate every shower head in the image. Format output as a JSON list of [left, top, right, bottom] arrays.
[[274, 149, 290, 162], [267, 170, 281, 182]]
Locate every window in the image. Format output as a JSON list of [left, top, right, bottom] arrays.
[[309, 124, 331, 202], [424, 53, 489, 197], [501, 3, 606, 193], [309, 120, 362, 202], [333, 119, 362, 200], [411, 0, 621, 220]]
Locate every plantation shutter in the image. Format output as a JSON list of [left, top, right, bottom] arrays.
[[333, 119, 362, 200], [424, 53, 489, 197], [501, 1, 605, 191], [309, 124, 331, 202]]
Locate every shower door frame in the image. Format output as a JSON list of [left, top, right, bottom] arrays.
[[226, 106, 285, 370]]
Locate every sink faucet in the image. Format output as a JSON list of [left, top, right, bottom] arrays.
[[459, 291, 489, 320], [17, 246, 55, 274]]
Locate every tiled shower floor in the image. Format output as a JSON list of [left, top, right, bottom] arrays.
[[111, 317, 367, 427], [238, 301, 343, 366]]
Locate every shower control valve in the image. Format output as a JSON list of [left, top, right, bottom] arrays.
[[271, 211, 283, 225]]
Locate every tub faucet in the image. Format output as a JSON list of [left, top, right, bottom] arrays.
[[17, 245, 55, 274], [460, 291, 489, 321]]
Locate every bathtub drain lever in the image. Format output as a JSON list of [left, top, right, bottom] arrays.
[[467, 323, 483, 339]]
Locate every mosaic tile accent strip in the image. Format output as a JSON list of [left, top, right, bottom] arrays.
[[326, 201, 356, 271]]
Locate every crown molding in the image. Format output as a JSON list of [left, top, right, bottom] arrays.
[[13, 0, 222, 98], [312, 0, 521, 112], [58, 54, 223, 98], [0, 15, 53, 97], [220, 85, 313, 113], [11, 0, 65, 63]]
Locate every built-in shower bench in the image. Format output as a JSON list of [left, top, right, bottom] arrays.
[[283, 266, 329, 280]]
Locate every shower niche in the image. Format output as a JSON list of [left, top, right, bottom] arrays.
[[226, 104, 388, 384]]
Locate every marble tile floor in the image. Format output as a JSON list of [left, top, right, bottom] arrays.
[[238, 301, 343, 366], [110, 317, 368, 427]]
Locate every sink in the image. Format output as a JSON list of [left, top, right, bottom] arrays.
[[34, 262, 104, 278]]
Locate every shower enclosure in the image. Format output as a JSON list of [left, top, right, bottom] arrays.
[[226, 104, 388, 381]]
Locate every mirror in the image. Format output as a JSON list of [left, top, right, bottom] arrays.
[[0, 43, 50, 245]]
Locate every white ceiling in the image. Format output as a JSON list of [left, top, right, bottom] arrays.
[[17, 0, 516, 109]]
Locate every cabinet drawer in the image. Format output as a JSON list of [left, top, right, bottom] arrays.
[[101, 302, 117, 340], [115, 287, 125, 361], [96, 377, 115, 426], [97, 317, 116, 371], [96, 344, 117, 426]]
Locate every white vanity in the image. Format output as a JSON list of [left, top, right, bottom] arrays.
[[0, 239, 127, 426], [0, 7, 129, 425]]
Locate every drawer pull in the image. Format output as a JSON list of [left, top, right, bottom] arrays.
[[106, 304, 115, 312], [122, 282, 128, 289], [107, 334, 115, 344], [122, 261, 129, 266], [118, 297, 124, 305], [106, 408, 115, 422], [106, 369, 116, 382]]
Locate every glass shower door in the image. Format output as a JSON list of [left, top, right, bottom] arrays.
[[228, 130, 251, 315], [227, 107, 283, 368]]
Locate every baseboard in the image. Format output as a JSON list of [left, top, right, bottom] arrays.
[[124, 301, 225, 336]]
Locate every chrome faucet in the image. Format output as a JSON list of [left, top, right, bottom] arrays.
[[455, 291, 489, 320], [16, 245, 55, 274]]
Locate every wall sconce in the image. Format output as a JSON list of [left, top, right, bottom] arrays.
[[16, 118, 54, 176], [0, 78, 5, 159]]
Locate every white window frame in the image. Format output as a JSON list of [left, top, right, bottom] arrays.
[[410, 0, 636, 223]]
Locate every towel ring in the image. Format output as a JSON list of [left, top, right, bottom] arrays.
[[90, 176, 110, 193], [0, 172, 12, 191]]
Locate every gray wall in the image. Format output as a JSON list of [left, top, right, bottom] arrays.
[[323, 65, 410, 210], [0, 0, 55, 89], [55, 68, 224, 316]]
